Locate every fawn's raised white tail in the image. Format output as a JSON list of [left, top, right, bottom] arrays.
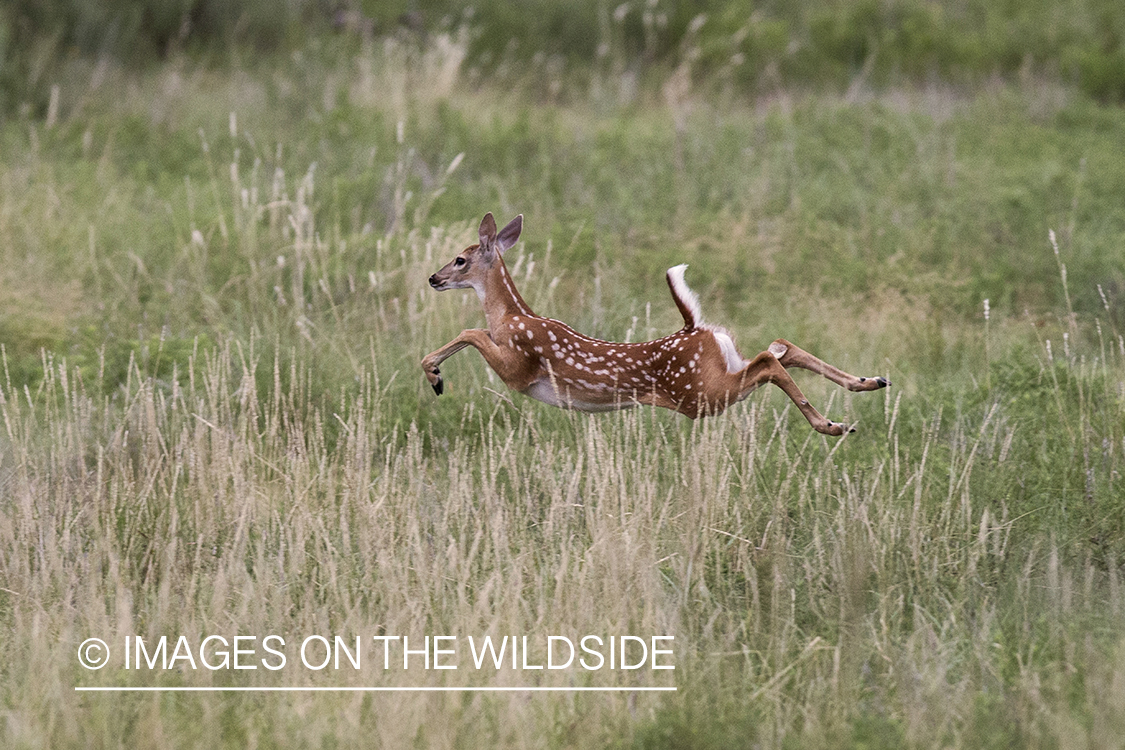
[[422, 212, 889, 435]]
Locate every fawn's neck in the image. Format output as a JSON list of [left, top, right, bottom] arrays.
[[481, 259, 534, 329]]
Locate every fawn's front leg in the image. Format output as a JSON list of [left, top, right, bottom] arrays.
[[422, 328, 535, 396], [421, 329, 493, 394]]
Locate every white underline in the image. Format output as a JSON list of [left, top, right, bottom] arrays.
[[76, 686, 676, 693]]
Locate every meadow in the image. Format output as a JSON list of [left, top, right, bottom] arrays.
[[2, 8, 1125, 748]]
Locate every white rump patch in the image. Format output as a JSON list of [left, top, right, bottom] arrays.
[[710, 328, 746, 374], [666, 264, 702, 327]]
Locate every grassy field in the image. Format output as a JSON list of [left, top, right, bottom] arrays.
[[2, 22, 1125, 749]]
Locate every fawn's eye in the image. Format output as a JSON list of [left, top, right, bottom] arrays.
[[454, 257, 466, 267]]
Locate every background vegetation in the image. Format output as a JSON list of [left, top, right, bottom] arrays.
[[5, 0, 1125, 112], [1, 1, 1124, 747]]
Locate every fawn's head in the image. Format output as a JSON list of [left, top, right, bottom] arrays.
[[429, 212, 522, 295]]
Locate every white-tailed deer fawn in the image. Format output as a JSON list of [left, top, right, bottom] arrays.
[[423, 213, 889, 436]]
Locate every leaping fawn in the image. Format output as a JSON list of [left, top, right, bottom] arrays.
[[422, 212, 889, 436]]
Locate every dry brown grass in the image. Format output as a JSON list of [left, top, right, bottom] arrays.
[[1, 315, 1123, 746]]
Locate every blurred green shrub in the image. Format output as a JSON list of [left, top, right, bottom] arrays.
[[1, 0, 325, 116], [6, 0, 318, 59], [1066, 45, 1125, 104]]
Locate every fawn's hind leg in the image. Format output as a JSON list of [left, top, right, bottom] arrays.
[[720, 350, 851, 436], [768, 339, 890, 392]]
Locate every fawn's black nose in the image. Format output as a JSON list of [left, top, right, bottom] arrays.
[[429, 274, 440, 288]]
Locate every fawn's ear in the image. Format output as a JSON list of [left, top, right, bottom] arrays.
[[478, 212, 498, 249], [495, 215, 523, 254]]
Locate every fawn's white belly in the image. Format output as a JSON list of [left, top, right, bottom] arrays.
[[522, 380, 636, 412]]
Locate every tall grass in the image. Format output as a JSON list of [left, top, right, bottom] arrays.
[[2, 293, 1123, 746]]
